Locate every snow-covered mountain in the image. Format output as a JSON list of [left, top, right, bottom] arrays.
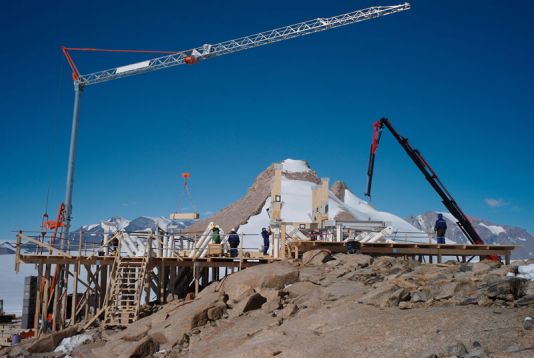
[[0, 216, 194, 256], [68, 216, 193, 245], [188, 159, 423, 250], [406, 211, 534, 259], [0, 242, 16, 254]]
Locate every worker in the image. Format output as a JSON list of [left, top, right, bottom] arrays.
[[434, 213, 447, 244], [211, 226, 221, 244], [261, 227, 271, 255], [227, 228, 240, 257], [46, 313, 53, 332]]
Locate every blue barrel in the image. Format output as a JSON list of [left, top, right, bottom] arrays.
[[11, 334, 21, 346], [346, 241, 358, 254]]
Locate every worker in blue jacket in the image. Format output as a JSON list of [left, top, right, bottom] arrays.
[[227, 229, 240, 257], [261, 227, 271, 255], [434, 213, 447, 244]]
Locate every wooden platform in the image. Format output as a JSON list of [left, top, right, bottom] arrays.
[[288, 241, 515, 264], [15, 238, 276, 334], [14, 230, 515, 334], [17, 254, 276, 268]]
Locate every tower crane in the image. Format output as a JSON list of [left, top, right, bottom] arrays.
[[60, 3, 411, 236]]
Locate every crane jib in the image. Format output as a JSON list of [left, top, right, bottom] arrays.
[[65, 3, 411, 86]]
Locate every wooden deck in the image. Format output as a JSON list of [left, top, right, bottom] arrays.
[[288, 241, 515, 264], [17, 254, 276, 268]]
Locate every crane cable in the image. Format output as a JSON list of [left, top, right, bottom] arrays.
[[178, 173, 198, 214], [45, 59, 64, 214], [42, 55, 65, 242], [62, 46, 185, 80]]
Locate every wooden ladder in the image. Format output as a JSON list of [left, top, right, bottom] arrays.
[[104, 256, 148, 327]]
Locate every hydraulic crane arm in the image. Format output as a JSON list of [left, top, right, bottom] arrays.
[[365, 118, 485, 245], [65, 3, 411, 87]]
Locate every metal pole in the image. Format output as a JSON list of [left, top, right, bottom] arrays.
[[64, 82, 83, 237]]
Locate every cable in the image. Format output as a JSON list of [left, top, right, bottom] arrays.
[[64, 47, 181, 54], [43, 54, 65, 215]]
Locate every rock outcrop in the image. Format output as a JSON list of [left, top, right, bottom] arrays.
[[8, 254, 533, 358]]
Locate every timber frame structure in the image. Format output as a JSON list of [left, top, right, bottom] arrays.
[[14, 229, 275, 335]]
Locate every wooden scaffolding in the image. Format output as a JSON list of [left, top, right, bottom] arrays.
[[14, 229, 274, 335]]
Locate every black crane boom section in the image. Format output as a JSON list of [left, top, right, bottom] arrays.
[[365, 118, 484, 245]]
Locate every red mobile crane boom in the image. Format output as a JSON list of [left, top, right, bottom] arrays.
[[365, 118, 485, 246]]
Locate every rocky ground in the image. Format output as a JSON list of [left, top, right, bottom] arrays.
[[3, 252, 534, 358]]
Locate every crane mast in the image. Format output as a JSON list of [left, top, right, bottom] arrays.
[[61, 4, 411, 237]]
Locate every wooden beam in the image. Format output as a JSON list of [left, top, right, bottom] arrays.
[[19, 234, 72, 258], [33, 263, 43, 332], [71, 259, 80, 326]]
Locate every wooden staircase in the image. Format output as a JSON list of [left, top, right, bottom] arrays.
[[104, 256, 148, 327]]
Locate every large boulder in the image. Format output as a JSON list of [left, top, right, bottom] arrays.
[[472, 262, 492, 275], [453, 280, 478, 300], [127, 337, 159, 358], [516, 295, 534, 307], [225, 282, 255, 303], [411, 290, 432, 303], [281, 303, 298, 319], [333, 253, 374, 269], [302, 249, 332, 265], [27, 326, 79, 354], [243, 293, 267, 313], [222, 261, 299, 298], [358, 282, 408, 307], [284, 281, 320, 299], [485, 277, 528, 300], [91, 285, 226, 355]]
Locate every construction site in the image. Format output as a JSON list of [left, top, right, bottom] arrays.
[[2, 2, 534, 357]]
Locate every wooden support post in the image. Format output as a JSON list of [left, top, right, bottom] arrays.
[[34, 263, 43, 332], [15, 232, 22, 273], [159, 260, 165, 303], [194, 262, 199, 296], [61, 265, 69, 328], [99, 263, 107, 310], [239, 233, 243, 272], [170, 264, 176, 297], [505, 251, 511, 265], [144, 263, 151, 306], [145, 237, 153, 305], [84, 266, 90, 320], [40, 264, 51, 336], [71, 258, 79, 326], [51, 265, 61, 331], [202, 267, 208, 288], [281, 223, 287, 259]]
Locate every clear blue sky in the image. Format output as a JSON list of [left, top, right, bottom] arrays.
[[1, 0, 533, 239]]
